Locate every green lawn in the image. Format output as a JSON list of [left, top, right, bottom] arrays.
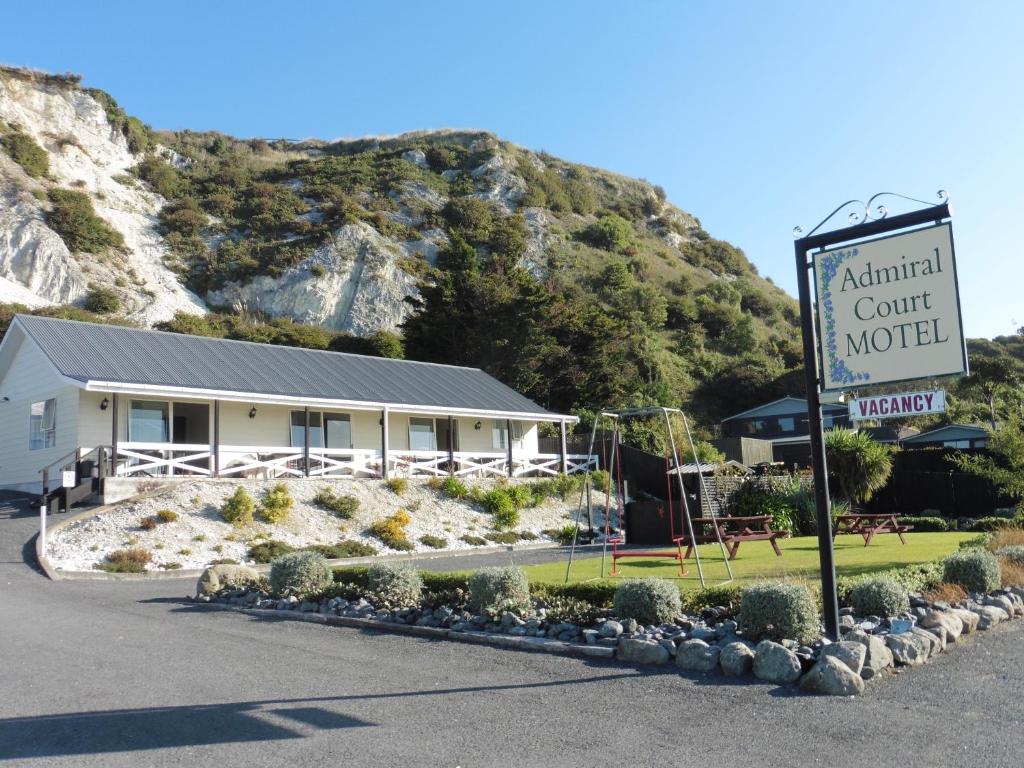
[[524, 532, 977, 588]]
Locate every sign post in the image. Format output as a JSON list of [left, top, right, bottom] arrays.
[[793, 193, 962, 640]]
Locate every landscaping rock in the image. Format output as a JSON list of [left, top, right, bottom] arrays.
[[850, 634, 893, 680], [689, 626, 717, 643], [598, 620, 624, 638], [820, 641, 866, 676], [196, 564, 260, 596], [885, 633, 927, 666], [971, 605, 1009, 630], [910, 626, 943, 655], [799, 655, 865, 696], [715, 620, 739, 639], [675, 639, 720, 673], [949, 608, 979, 634], [918, 611, 963, 642], [719, 641, 755, 677], [753, 641, 802, 684], [983, 595, 1015, 617], [616, 638, 670, 666]]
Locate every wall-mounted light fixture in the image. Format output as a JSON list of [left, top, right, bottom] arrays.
[[474, 421, 482, 430], [100, 397, 109, 411], [249, 406, 257, 419]]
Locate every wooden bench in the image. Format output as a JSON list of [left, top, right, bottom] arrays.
[[676, 515, 790, 561], [833, 513, 913, 546]]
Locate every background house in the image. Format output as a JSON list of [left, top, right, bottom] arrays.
[[900, 424, 989, 450], [719, 396, 851, 466]]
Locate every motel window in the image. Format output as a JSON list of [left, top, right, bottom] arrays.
[[290, 411, 324, 448], [744, 419, 767, 436], [29, 398, 57, 450], [777, 417, 796, 433], [129, 400, 168, 443], [409, 418, 436, 451], [492, 420, 524, 450], [942, 440, 971, 449]]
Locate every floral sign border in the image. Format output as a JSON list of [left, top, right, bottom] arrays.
[[817, 247, 871, 387]]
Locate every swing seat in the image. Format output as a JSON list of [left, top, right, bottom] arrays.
[[609, 536, 688, 577]]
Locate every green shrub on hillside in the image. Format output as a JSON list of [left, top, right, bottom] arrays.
[[481, 489, 518, 529], [440, 476, 468, 500], [83, 287, 120, 314], [247, 540, 294, 563], [579, 214, 633, 252], [384, 477, 408, 495], [95, 547, 152, 573], [259, 483, 293, 523], [220, 486, 255, 526], [1, 130, 49, 177], [312, 488, 360, 519], [368, 510, 414, 551], [46, 189, 124, 253]]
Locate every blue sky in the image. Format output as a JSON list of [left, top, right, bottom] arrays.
[[4, 1, 1021, 339]]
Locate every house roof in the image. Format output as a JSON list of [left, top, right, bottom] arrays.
[[667, 459, 752, 476], [860, 425, 920, 443], [901, 423, 988, 444], [721, 396, 846, 422], [9, 315, 568, 420]]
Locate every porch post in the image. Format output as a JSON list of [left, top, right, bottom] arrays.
[[506, 418, 514, 478], [213, 400, 220, 477], [447, 415, 454, 476], [303, 406, 311, 478], [110, 393, 119, 477], [381, 407, 390, 480], [559, 419, 568, 474]]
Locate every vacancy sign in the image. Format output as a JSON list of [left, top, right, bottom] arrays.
[[848, 390, 946, 421], [815, 222, 968, 392]]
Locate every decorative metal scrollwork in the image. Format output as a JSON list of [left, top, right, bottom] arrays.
[[793, 190, 948, 239]]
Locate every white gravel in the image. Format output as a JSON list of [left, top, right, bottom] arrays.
[[48, 478, 608, 573]]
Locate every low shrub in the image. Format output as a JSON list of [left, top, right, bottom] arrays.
[[159, 562, 182, 570], [302, 540, 377, 559], [331, 566, 371, 587], [543, 594, 604, 626], [848, 577, 910, 617], [209, 558, 238, 565], [897, 515, 949, 532], [837, 560, 944, 604], [96, 548, 152, 573], [506, 483, 534, 509], [259, 483, 293, 523], [468, 566, 531, 615], [221, 486, 256, 526], [441, 476, 468, 499], [518, 530, 538, 541], [590, 469, 611, 494], [247, 539, 295, 563], [367, 562, 424, 607], [739, 582, 820, 644], [313, 488, 360, 519], [385, 477, 408, 495], [550, 473, 582, 500], [1, 130, 49, 177], [192, 534, 206, 542], [139, 517, 157, 531], [426, 476, 445, 491], [177, 548, 192, 556], [419, 534, 447, 549], [970, 516, 1017, 532], [46, 188, 124, 253], [156, 509, 178, 523], [986, 525, 1024, 551], [533, 581, 617, 608], [482, 489, 518, 529], [679, 584, 744, 616], [996, 544, 1024, 567], [269, 551, 332, 598], [484, 531, 521, 544], [942, 550, 1001, 593], [612, 578, 682, 625], [421, 572, 471, 593], [545, 523, 579, 544], [368, 510, 414, 551], [83, 287, 120, 314], [460, 534, 487, 546], [1002, 561, 1024, 588]]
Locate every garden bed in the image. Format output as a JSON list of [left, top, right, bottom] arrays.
[[48, 476, 607, 573], [192, 530, 1024, 696]]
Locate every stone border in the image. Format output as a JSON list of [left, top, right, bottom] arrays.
[[36, 495, 580, 581], [197, 602, 615, 661]]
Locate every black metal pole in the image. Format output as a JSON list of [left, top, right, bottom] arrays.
[[794, 238, 840, 641]]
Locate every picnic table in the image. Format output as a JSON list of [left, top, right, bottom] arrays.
[[832, 513, 913, 546], [676, 515, 790, 561]]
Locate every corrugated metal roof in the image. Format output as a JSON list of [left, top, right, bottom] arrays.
[[15, 315, 562, 418], [721, 396, 846, 422], [667, 460, 751, 475]]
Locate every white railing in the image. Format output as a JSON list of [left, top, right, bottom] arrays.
[[112, 442, 597, 480]]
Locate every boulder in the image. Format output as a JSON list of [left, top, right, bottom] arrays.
[[983, 595, 1016, 617], [820, 641, 867, 676], [719, 641, 756, 677], [910, 626, 944, 655], [196, 564, 260, 596], [753, 641, 802, 684], [885, 633, 927, 666], [616, 638, 670, 666], [675, 639, 720, 673], [971, 605, 1009, 630], [799, 655, 865, 696], [949, 608, 979, 634], [853, 634, 893, 680], [918, 611, 963, 642], [598, 620, 624, 638]]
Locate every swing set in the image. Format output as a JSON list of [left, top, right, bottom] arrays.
[[564, 406, 734, 588]]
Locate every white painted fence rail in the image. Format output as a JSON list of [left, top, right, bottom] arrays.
[[112, 442, 597, 480]]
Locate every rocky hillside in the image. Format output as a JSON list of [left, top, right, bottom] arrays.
[[0, 66, 802, 423]]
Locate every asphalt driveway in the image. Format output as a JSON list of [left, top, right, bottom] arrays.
[[1, 494, 1021, 767]]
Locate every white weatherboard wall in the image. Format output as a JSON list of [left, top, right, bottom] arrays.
[[0, 336, 80, 493]]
